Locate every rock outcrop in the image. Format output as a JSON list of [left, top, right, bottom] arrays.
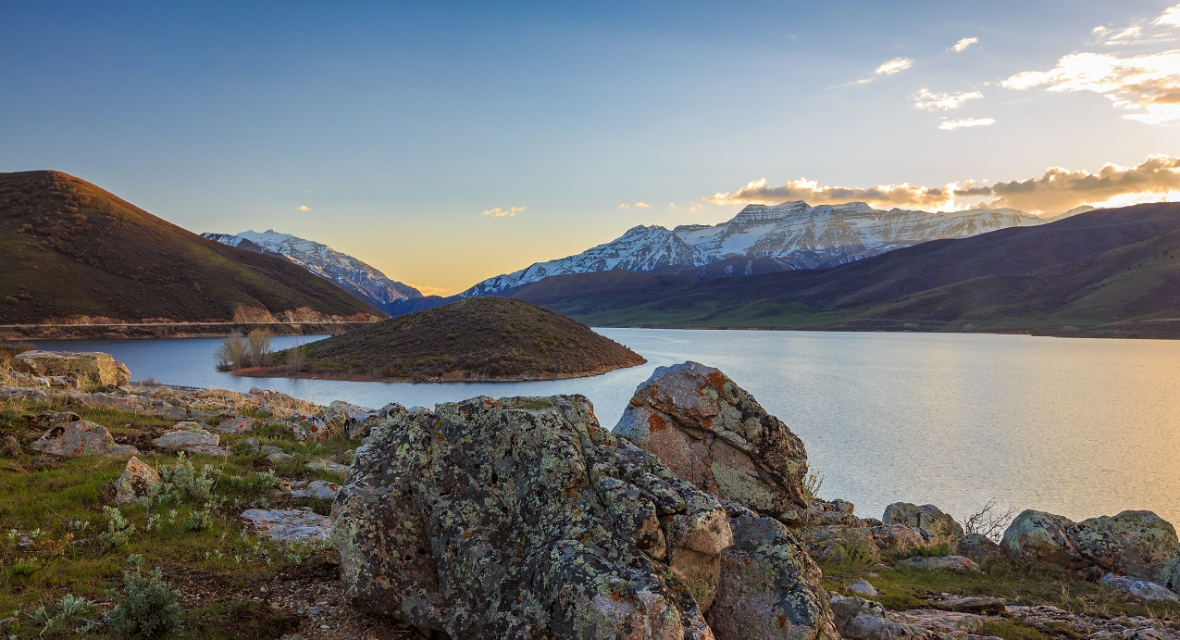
[[15, 350, 131, 388], [332, 394, 735, 639], [29, 419, 138, 457], [615, 362, 809, 526], [881, 502, 964, 543]]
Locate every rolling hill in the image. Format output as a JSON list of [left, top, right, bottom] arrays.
[[261, 297, 646, 381], [0, 171, 383, 328], [507, 203, 1180, 339]]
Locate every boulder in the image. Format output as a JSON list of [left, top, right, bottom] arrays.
[[615, 362, 810, 526], [958, 533, 1004, 564], [332, 395, 736, 639], [15, 350, 131, 388], [898, 555, 980, 571], [241, 508, 331, 542], [868, 524, 927, 551], [290, 479, 340, 501], [808, 500, 860, 527], [848, 580, 877, 597], [306, 458, 351, 477], [805, 525, 880, 563], [215, 416, 255, 434], [1098, 573, 1180, 602], [829, 595, 926, 640], [881, 503, 963, 542], [153, 429, 224, 456], [113, 456, 159, 505], [325, 400, 403, 440], [706, 501, 836, 640], [1068, 511, 1180, 589], [1001, 510, 1090, 569], [29, 420, 139, 458], [289, 412, 327, 440]]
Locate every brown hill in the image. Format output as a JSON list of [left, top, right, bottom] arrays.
[[261, 297, 646, 381], [0, 170, 382, 326]]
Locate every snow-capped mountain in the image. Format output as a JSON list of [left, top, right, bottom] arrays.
[[203, 230, 421, 312], [463, 201, 1048, 295]]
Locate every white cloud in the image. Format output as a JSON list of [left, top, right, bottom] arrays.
[[952, 37, 978, 52], [617, 204, 629, 209], [298, 205, 310, 211], [914, 88, 983, 110], [855, 57, 914, 84], [939, 117, 996, 130], [668, 203, 679, 209], [634, 202, 652, 208], [1157, 5, 1180, 28], [688, 202, 702, 212], [1002, 50, 1180, 124], [481, 206, 526, 218], [704, 155, 1180, 215], [876, 58, 912, 75]]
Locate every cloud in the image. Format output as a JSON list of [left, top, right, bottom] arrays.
[[704, 155, 1180, 215], [914, 88, 983, 110], [986, 155, 1180, 213], [939, 117, 996, 130], [688, 203, 702, 212], [407, 283, 449, 297], [1002, 50, 1180, 124], [634, 202, 653, 208], [855, 57, 914, 84], [298, 205, 310, 211], [482, 206, 526, 218], [952, 37, 978, 52], [876, 58, 912, 75], [617, 204, 629, 209], [668, 203, 679, 209], [1158, 5, 1180, 28]]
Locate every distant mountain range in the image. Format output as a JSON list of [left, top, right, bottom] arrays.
[[504, 202, 1180, 339], [462, 201, 1062, 296], [203, 230, 421, 314], [0, 171, 382, 327]]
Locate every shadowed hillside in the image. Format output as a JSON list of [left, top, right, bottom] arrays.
[[0, 171, 382, 326], [261, 297, 646, 381], [509, 203, 1180, 339]]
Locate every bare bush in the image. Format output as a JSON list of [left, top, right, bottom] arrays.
[[246, 329, 273, 367], [214, 334, 247, 371], [963, 498, 1018, 543]]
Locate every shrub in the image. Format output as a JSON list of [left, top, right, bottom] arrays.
[[152, 453, 218, 505], [34, 593, 97, 635], [106, 566, 183, 639], [214, 334, 248, 371], [100, 506, 135, 548]]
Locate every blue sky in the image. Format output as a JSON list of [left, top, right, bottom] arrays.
[[4, 1, 1180, 293]]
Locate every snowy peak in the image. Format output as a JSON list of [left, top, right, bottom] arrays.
[[462, 201, 1055, 296], [202, 230, 421, 312]]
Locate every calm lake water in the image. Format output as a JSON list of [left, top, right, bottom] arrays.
[[17, 330, 1180, 527]]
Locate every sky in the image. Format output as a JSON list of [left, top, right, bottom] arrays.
[[4, 1, 1180, 295]]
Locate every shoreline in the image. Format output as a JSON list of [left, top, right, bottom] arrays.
[[229, 358, 648, 383], [0, 321, 377, 341]]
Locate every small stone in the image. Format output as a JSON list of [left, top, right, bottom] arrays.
[[305, 458, 350, 477], [849, 579, 878, 597], [240, 507, 330, 542], [289, 413, 327, 440], [216, 416, 255, 434], [153, 428, 225, 456], [290, 480, 340, 501], [1099, 573, 1180, 602], [169, 421, 203, 431], [113, 456, 160, 505], [267, 451, 297, 465]]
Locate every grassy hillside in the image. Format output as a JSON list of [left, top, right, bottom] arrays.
[[266, 297, 645, 381], [509, 203, 1180, 338], [0, 171, 382, 324]]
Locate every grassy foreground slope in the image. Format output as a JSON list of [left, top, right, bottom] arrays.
[[510, 203, 1180, 338], [0, 171, 381, 324], [267, 297, 646, 381]]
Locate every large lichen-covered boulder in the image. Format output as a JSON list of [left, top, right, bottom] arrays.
[[881, 503, 963, 543], [1001, 510, 1090, 569], [707, 501, 836, 640], [1067, 511, 1180, 589], [331, 394, 730, 639], [615, 362, 810, 526], [15, 351, 131, 388]]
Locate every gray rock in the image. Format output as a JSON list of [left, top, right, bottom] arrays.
[[898, 555, 980, 571], [326, 400, 403, 440], [241, 508, 330, 542], [1001, 509, 1091, 569], [848, 579, 877, 597], [958, 533, 1004, 564], [113, 456, 160, 505], [289, 412, 327, 440], [332, 394, 729, 639], [707, 501, 836, 639], [291, 480, 340, 501], [29, 420, 139, 458], [829, 595, 924, 640], [615, 361, 811, 527], [305, 458, 350, 477], [1068, 511, 1180, 589], [881, 502, 963, 542], [153, 428, 225, 456], [216, 416, 255, 434], [1098, 573, 1180, 602], [15, 350, 131, 387], [267, 451, 297, 465]]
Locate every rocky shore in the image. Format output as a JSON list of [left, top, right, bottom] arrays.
[[1, 352, 1178, 639]]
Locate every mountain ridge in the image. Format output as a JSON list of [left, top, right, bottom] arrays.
[[203, 229, 421, 314], [461, 200, 1051, 296]]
